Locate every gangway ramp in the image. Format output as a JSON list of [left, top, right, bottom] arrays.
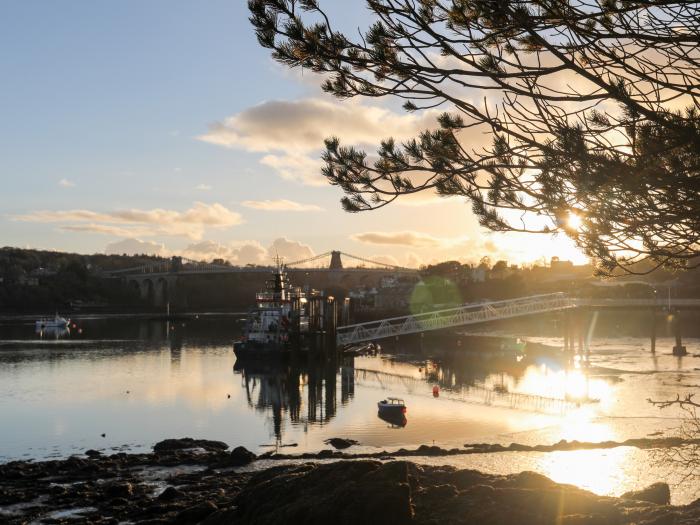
[[337, 293, 575, 345]]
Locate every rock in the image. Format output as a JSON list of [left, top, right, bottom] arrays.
[[509, 470, 558, 489], [420, 483, 458, 502], [65, 456, 88, 470], [415, 444, 446, 456], [157, 486, 184, 501], [232, 461, 413, 524], [324, 437, 359, 449], [104, 481, 134, 499], [85, 449, 102, 458], [200, 507, 239, 525], [621, 482, 671, 505], [228, 446, 256, 466], [153, 438, 229, 453], [173, 500, 218, 524]]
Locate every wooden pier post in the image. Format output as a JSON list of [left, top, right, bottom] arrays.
[[650, 309, 656, 354], [577, 312, 584, 355], [672, 310, 687, 356], [583, 311, 590, 360]]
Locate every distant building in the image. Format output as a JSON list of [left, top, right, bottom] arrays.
[[550, 257, 574, 273], [30, 267, 57, 278]]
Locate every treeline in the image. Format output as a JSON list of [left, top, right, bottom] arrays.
[[0, 247, 166, 312]]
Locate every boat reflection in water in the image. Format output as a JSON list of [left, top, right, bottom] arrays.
[[377, 409, 407, 428], [232, 339, 603, 448], [35, 325, 71, 340], [233, 356, 356, 443]]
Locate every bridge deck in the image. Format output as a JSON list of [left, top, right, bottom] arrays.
[[337, 293, 575, 345]]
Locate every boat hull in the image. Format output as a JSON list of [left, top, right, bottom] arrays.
[[35, 319, 69, 330], [233, 340, 291, 361], [377, 404, 406, 413]]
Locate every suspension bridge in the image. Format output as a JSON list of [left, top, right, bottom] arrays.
[[105, 250, 418, 308], [105, 250, 416, 276], [103, 251, 700, 353]]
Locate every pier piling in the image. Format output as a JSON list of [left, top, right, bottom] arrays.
[[672, 310, 687, 356]]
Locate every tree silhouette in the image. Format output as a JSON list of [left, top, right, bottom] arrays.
[[249, 0, 700, 274]]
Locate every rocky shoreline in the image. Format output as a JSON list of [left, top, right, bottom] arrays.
[[1, 438, 698, 524]]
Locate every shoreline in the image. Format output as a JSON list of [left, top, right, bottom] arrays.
[[0, 311, 247, 322], [1, 438, 695, 524]]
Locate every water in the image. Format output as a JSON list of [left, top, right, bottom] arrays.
[[1, 315, 700, 503]]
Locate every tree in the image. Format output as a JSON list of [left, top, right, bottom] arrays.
[[648, 394, 700, 483], [249, 0, 700, 274]]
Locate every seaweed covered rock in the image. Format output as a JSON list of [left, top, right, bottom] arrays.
[[231, 461, 413, 524], [324, 438, 359, 450], [621, 482, 671, 505], [153, 438, 229, 453], [229, 446, 256, 466]]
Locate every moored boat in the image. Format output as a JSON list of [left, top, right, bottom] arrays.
[[377, 397, 407, 413], [35, 314, 70, 331], [233, 258, 309, 361]]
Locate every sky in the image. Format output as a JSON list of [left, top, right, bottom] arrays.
[[0, 1, 587, 268]]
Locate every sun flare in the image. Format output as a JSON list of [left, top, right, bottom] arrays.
[[566, 211, 583, 231]]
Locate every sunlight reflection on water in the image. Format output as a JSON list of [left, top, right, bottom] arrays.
[[1, 317, 700, 502]]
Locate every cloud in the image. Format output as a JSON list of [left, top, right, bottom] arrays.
[[180, 240, 268, 265], [180, 240, 232, 261], [111, 238, 310, 267], [259, 153, 326, 186], [13, 202, 243, 240], [241, 199, 323, 212], [195, 184, 212, 191], [58, 178, 75, 188], [199, 98, 440, 154], [393, 191, 459, 207], [230, 241, 269, 265], [404, 252, 423, 268], [59, 224, 151, 238], [198, 98, 441, 186], [268, 237, 315, 263], [352, 231, 445, 248], [105, 238, 167, 257]]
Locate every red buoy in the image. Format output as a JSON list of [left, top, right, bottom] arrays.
[[432, 385, 440, 397]]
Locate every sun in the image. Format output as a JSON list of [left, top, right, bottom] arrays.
[[566, 211, 583, 231]]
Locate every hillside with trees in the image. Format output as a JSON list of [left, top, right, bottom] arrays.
[[0, 247, 167, 312]]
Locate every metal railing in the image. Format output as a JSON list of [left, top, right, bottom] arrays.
[[336, 293, 576, 345]]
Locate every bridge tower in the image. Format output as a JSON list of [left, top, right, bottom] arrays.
[[329, 251, 343, 270]]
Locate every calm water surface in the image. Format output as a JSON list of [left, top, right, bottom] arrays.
[[1, 315, 700, 503]]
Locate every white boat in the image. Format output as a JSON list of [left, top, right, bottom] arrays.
[[233, 258, 310, 360], [35, 314, 70, 331], [377, 397, 406, 414]]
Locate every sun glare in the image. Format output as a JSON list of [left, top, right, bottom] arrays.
[[566, 211, 583, 231]]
